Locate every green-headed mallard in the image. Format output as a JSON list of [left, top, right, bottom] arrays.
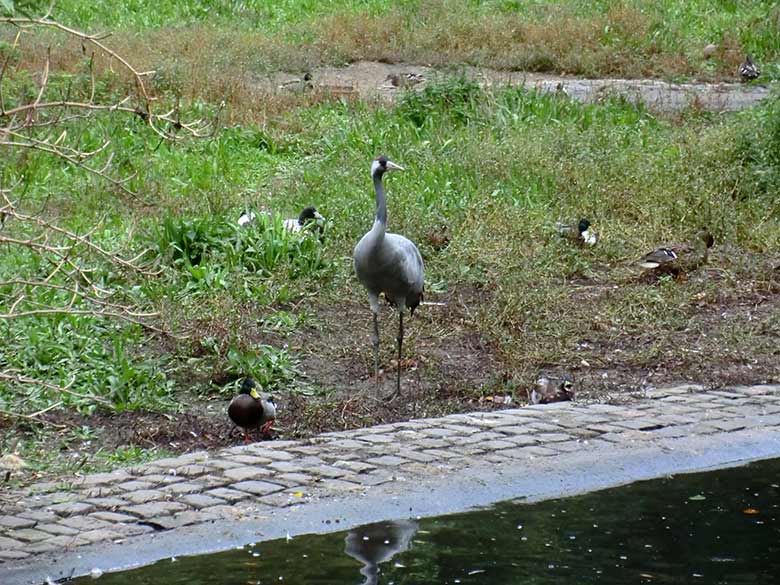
[[556, 218, 598, 246], [739, 55, 760, 81], [228, 377, 277, 443], [530, 375, 575, 404], [638, 231, 714, 278]]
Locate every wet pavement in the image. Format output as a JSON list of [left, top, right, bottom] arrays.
[[3, 383, 780, 583]]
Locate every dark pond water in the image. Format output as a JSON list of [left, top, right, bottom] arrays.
[[75, 458, 780, 585]]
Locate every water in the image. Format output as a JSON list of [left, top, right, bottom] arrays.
[[75, 458, 780, 584]]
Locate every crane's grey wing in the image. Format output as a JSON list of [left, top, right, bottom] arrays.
[[387, 234, 424, 293]]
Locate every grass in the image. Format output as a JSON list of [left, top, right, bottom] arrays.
[[1, 3, 780, 485]]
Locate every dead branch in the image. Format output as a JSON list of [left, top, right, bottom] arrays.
[[0, 370, 114, 408]]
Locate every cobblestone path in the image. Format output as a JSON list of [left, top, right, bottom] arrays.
[[2, 383, 780, 580]]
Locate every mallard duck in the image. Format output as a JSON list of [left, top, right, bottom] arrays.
[[283, 206, 325, 233], [425, 224, 451, 251], [278, 71, 314, 91], [702, 43, 718, 59], [556, 218, 598, 246], [739, 55, 760, 81], [228, 377, 277, 443], [384, 73, 425, 88], [638, 231, 714, 277], [530, 375, 575, 404]]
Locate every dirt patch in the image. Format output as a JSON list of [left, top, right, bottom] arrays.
[[260, 60, 771, 114]]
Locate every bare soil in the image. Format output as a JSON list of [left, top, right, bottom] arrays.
[[264, 60, 771, 114]]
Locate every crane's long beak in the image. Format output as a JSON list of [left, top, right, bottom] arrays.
[[386, 161, 405, 172]]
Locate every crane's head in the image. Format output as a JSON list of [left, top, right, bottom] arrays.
[[371, 155, 404, 178]]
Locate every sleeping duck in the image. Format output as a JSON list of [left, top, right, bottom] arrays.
[[283, 206, 325, 233], [739, 55, 760, 81], [638, 230, 714, 278], [238, 210, 257, 227], [228, 377, 277, 443], [556, 218, 598, 246], [530, 375, 575, 404], [384, 73, 426, 88]]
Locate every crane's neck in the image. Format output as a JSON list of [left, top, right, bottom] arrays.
[[371, 172, 388, 238]]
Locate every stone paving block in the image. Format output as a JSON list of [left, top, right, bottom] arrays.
[[6, 527, 51, 542], [420, 448, 461, 460], [36, 523, 81, 536], [276, 472, 315, 484], [223, 466, 272, 482], [19, 509, 58, 522], [205, 487, 249, 503], [59, 515, 114, 531], [209, 459, 243, 470], [548, 441, 588, 453], [117, 480, 155, 492], [394, 449, 437, 463], [123, 489, 167, 504], [0, 516, 36, 529], [480, 439, 516, 450], [162, 482, 205, 495], [90, 511, 140, 523], [414, 438, 450, 449], [175, 464, 213, 477], [226, 455, 274, 466], [179, 493, 227, 509], [501, 446, 559, 459], [169, 510, 221, 527], [321, 439, 369, 450], [140, 473, 183, 484], [307, 464, 350, 478], [48, 501, 95, 517], [315, 479, 364, 492], [611, 418, 668, 431], [199, 475, 232, 489], [121, 501, 188, 518], [502, 435, 541, 447], [83, 496, 128, 509], [80, 470, 132, 486], [79, 528, 126, 544], [243, 446, 296, 461], [0, 550, 30, 560], [34, 534, 90, 549], [333, 460, 376, 474], [361, 434, 396, 444], [709, 420, 747, 432], [232, 480, 285, 496], [257, 492, 302, 508], [533, 433, 572, 443], [366, 455, 408, 467], [23, 541, 63, 554]]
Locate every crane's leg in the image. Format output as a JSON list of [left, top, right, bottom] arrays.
[[387, 311, 404, 402], [368, 293, 381, 383]]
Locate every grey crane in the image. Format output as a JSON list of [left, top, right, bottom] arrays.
[[344, 519, 419, 585], [353, 156, 424, 400]]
